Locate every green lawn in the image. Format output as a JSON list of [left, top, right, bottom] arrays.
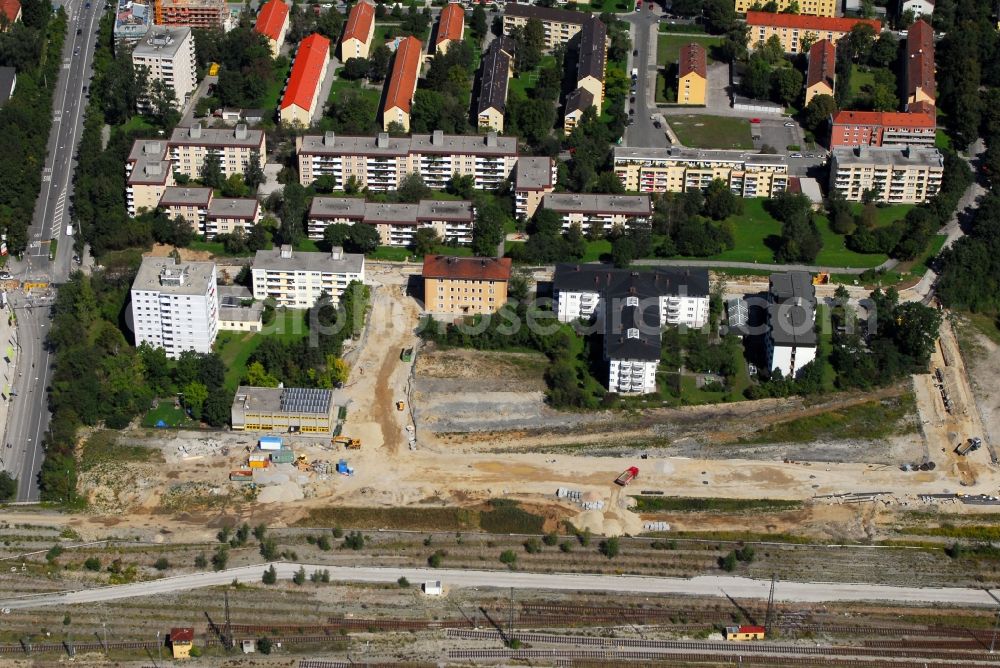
[[508, 55, 556, 99], [669, 114, 752, 150], [657, 34, 724, 67], [655, 71, 674, 104], [327, 72, 382, 106], [261, 59, 292, 113], [366, 244, 470, 262], [120, 115, 155, 134], [142, 401, 194, 429], [583, 0, 634, 11], [216, 309, 308, 393], [849, 203, 914, 227], [848, 65, 875, 104], [582, 239, 611, 262], [935, 130, 952, 150]]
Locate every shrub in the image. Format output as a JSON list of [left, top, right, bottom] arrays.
[[735, 545, 755, 563], [317, 534, 332, 551], [542, 532, 558, 546], [252, 524, 267, 541], [342, 531, 366, 550], [45, 545, 63, 562], [153, 557, 171, 571], [262, 565, 277, 584], [194, 553, 208, 568], [211, 545, 229, 571], [332, 527, 344, 538], [260, 538, 279, 560], [499, 550, 517, 565], [577, 528, 591, 547], [257, 636, 273, 654], [599, 537, 620, 559], [398, 576, 410, 588], [719, 551, 737, 571], [428, 550, 446, 568], [523, 538, 542, 554], [63, 613, 71, 625], [292, 566, 306, 585], [559, 541, 573, 553], [83, 557, 101, 571]]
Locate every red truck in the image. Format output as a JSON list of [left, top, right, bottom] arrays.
[[615, 467, 639, 486]]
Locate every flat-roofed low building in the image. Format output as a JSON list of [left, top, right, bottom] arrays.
[[677, 42, 707, 105], [231, 385, 338, 433], [130, 256, 219, 358], [251, 244, 365, 308], [113, 0, 152, 47], [435, 2, 464, 54], [422, 254, 512, 315], [502, 2, 588, 50], [382, 35, 423, 131], [341, 0, 375, 60], [829, 144, 943, 203], [169, 123, 267, 179], [563, 87, 594, 135], [296, 130, 518, 190], [254, 0, 289, 58], [476, 39, 513, 132], [804, 39, 836, 106], [307, 197, 475, 245], [206, 197, 261, 236], [735, 0, 837, 16], [514, 156, 556, 219], [541, 193, 651, 234], [280, 33, 331, 126], [613, 146, 789, 197], [765, 271, 817, 379], [156, 0, 226, 29], [218, 285, 263, 332], [158, 186, 212, 229]]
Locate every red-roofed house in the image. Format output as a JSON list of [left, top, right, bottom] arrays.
[[169, 627, 195, 659], [341, 0, 375, 60], [746, 11, 881, 54], [677, 42, 706, 105], [804, 39, 836, 106], [382, 35, 423, 131], [422, 255, 512, 315], [255, 0, 289, 58], [280, 33, 331, 127], [828, 109, 936, 148], [435, 3, 465, 54], [905, 19, 935, 107], [0, 0, 21, 29], [725, 625, 766, 641]]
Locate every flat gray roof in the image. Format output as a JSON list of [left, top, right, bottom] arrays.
[[309, 198, 474, 223], [128, 157, 172, 185], [831, 145, 944, 168], [309, 197, 368, 219], [252, 246, 365, 274], [132, 26, 190, 59], [170, 124, 264, 148], [299, 131, 517, 157], [233, 386, 334, 415], [220, 301, 264, 323], [515, 156, 553, 191], [613, 146, 788, 168], [160, 186, 212, 206], [128, 139, 167, 162], [208, 197, 259, 219], [543, 193, 651, 216], [132, 256, 215, 296]]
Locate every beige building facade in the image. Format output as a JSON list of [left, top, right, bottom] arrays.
[[613, 146, 790, 198], [829, 145, 944, 204], [422, 255, 512, 315]]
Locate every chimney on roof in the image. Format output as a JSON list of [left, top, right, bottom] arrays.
[[235, 123, 249, 140], [486, 131, 497, 147], [144, 141, 161, 155], [432, 129, 444, 146], [323, 131, 336, 147], [279, 244, 293, 259], [376, 132, 389, 148], [145, 162, 162, 176], [190, 123, 202, 139], [331, 246, 343, 261]]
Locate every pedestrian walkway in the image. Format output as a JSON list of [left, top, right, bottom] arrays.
[[0, 300, 17, 472], [634, 257, 898, 275]]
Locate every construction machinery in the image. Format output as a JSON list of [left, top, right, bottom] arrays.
[[396, 401, 406, 411], [400, 347, 414, 362], [614, 467, 639, 486], [956, 437, 983, 456], [332, 436, 361, 449], [812, 272, 830, 285], [294, 454, 310, 470]]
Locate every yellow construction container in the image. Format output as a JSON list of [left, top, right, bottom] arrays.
[[248, 459, 269, 469]]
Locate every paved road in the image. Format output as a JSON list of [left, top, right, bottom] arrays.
[[0, 0, 102, 501], [624, 6, 669, 149], [1, 563, 996, 610]]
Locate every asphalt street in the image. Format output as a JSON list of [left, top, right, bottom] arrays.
[[1, 0, 101, 501], [0, 563, 996, 610], [623, 5, 668, 149]]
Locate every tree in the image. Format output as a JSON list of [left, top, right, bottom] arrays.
[[802, 93, 836, 134], [279, 182, 308, 245], [211, 545, 229, 571], [262, 565, 277, 584], [472, 203, 506, 256], [221, 173, 250, 197], [257, 637, 273, 654], [446, 173, 476, 199], [611, 236, 635, 268], [323, 222, 353, 248], [368, 44, 392, 82], [770, 66, 803, 106], [182, 381, 209, 420], [292, 566, 306, 584], [347, 223, 380, 253], [758, 35, 785, 64], [0, 471, 16, 502], [703, 179, 742, 220], [244, 361, 279, 387], [200, 152, 224, 189], [151, 213, 195, 247], [742, 55, 772, 99], [412, 227, 440, 255], [599, 537, 620, 559], [845, 24, 876, 63], [471, 4, 487, 36], [703, 0, 737, 33], [870, 32, 899, 68], [341, 57, 370, 80], [244, 151, 265, 191], [397, 172, 431, 202], [260, 537, 279, 559]]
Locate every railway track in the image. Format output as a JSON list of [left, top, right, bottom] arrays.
[[0, 634, 346, 656]]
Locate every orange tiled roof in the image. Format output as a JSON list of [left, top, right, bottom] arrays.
[[906, 19, 935, 101], [254, 0, 288, 41], [281, 33, 331, 111], [384, 35, 423, 114], [0, 0, 19, 23], [831, 109, 936, 128], [342, 1, 375, 44], [746, 11, 881, 33], [678, 42, 706, 79], [806, 39, 836, 90], [436, 3, 465, 46]]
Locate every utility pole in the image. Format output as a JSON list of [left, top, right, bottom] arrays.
[[157, 630, 161, 664], [223, 588, 233, 651], [764, 574, 777, 638], [508, 587, 514, 644], [990, 607, 1000, 653]]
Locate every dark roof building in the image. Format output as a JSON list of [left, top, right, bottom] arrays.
[[476, 39, 512, 116], [767, 271, 817, 348], [422, 255, 513, 282], [576, 15, 607, 83], [565, 87, 594, 114], [552, 264, 710, 299]]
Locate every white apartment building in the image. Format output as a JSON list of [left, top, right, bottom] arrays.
[[613, 146, 790, 197], [296, 130, 518, 191], [765, 271, 817, 379], [829, 145, 944, 204], [158, 186, 211, 229], [502, 3, 588, 50], [540, 193, 652, 234], [126, 140, 176, 216], [129, 256, 219, 358], [251, 245, 365, 309], [553, 265, 710, 395], [206, 197, 261, 237], [131, 26, 197, 110], [514, 156, 556, 219], [169, 123, 267, 179], [308, 197, 474, 246]]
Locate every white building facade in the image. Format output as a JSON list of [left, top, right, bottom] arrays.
[[131, 26, 197, 110], [251, 245, 365, 309], [129, 257, 219, 358]]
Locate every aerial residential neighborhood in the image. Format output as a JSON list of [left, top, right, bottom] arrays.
[[5, 0, 1000, 663]]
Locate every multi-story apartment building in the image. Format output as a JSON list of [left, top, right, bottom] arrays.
[[159, 186, 212, 229], [804, 39, 836, 106], [129, 256, 219, 358], [254, 0, 289, 58], [126, 140, 175, 216], [613, 146, 789, 197], [575, 16, 606, 109], [1, 0, 22, 28], [296, 130, 518, 191], [435, 2, 464, 54], [828, 110, 936, 147], [563, 87, 593, 135], [745, 12, 881, 54], [251, 245, 365, 308], [131, 26, 197, 110], [382, 35, 422, 131], [677, 42, 707, 105], [765, 271, 817, 379], [154, 0, 226, 29], [905, 18, 935, 107], [514, 156, 555, 219], [476, 37, 513, 132], [340, 0, 375, 60], [735, 0, 836, 16], [280, 33, 331, 127], [900, 0, 934, 19], [553, 264, 710, 394], [168, 123, 266, 179], [113, 0, 152, 48], [307, 197, 475, 246], [502, 3, 588, 50], [205, 197, 261, 236], [829, 144, 944, 203], [540, 193, 652, 234], [422, 255, 512, 315]]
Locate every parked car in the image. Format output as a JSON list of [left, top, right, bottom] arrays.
[[783, 121, 795, 127], [630, 95, 635, 103], [633, 49, 638, 56], [750, 118, 761, 123], [790, 152, 803, 158], [653, 120, 661, 129]]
